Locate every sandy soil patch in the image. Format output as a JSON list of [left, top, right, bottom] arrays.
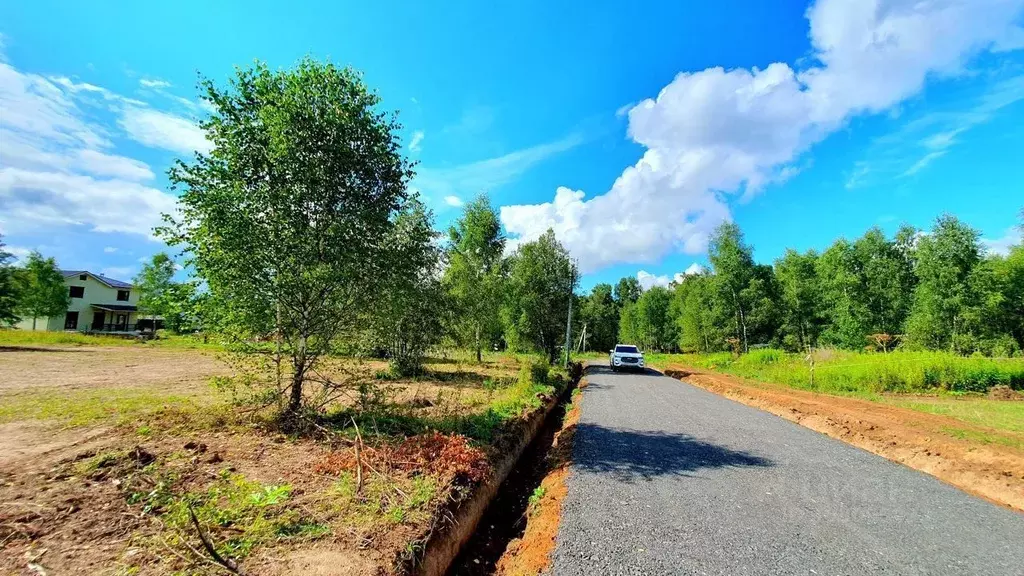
[[662, 365, 1024, 512], [0, 346, 228, 395]]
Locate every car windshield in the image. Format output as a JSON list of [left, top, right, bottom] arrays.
[[615, 345, 639, 353]]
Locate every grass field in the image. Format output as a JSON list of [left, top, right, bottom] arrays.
[[646, 349, 1024, 438], [0, 328, 223, 350], [649, 349, 1024, 394]]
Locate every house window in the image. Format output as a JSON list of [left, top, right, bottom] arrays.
[[79, 274, 87, 280], [69, 286, 85, 298], [117, 290, 130, 301], [64, 311, 79, 330]]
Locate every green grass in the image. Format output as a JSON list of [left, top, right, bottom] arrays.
[[126, 468, 328, 561], [883, 396, 1024, 434], [327, 357, 569, 444], [0, 329, 225, 350], [0, 385, 230, 429], [653, 349, 1024, 394]]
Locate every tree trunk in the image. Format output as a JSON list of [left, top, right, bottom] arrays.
[[32, 316, 37, 330], [288, 334, 307, 415], [475, 324, 482, 363]]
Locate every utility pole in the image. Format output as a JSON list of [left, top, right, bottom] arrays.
[[563, 260, 576, 369]]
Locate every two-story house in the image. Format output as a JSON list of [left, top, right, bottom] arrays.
[[14, 270, 143, 333]]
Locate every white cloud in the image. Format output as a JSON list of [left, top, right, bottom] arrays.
[[0, 52, 183, 239], [983, 226, 1022, 256], [636, 270, 672, 290], [900, 150, 947, 176], [5, 245, 31, 261], [0, 168, 178, 237], [119, 106, 211, 155], [103, 246, 118, 253], [681, 263, 705, 278], [855, 74, 1024, 184], [415, 134, 583, 201], [409, 130, 424, 153], [139, 78, 172, 89], [444, 195, 464, 207], [501, 0, 1024, 273]]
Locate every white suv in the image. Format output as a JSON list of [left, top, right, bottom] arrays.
[[609, 344, 645, 371]]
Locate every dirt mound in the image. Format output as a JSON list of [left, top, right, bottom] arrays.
[[988, 385, 1024, 401]]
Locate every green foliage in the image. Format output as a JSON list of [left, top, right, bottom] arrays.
[[659, 213, 1022, 359], [526, 359, 551, 386], [366, 199, 447, 377], [774, 249, 824, 350], [0, 235, 19, 326], [620, 286, 675, 351], [14, 251, 68, 329], [444, 195, 506, 362], [503, 230, 577, 363], [127, 469, 326, 561], [906, 215, 985, 352], [134, 252, 177, 332], [614, 276, 642, 305], [577, 283, 618, 352], [161, 57, 413, 416], [671, 273, 725, 353], [675, 349, 1024, 394], [708, 222, 759, 352]]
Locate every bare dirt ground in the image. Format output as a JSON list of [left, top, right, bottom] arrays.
[[0, 346, 229, 394], [0, 346, 526, 575], [662, 364, 1024, 512]]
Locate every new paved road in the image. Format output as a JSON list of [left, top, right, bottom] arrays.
[[551, 366, 1024, 575]]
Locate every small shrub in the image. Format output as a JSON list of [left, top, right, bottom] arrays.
[[529, 361, 550, 385]]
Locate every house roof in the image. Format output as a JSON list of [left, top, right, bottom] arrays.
[[61, 270, 132, 289]]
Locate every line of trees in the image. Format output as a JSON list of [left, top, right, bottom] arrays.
[[577, 213, 1024, 357], [0, 244, 72, 330]]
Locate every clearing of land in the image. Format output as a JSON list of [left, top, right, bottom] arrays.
[[0, 338, 573, 576], [653, 353, 1024, 511]]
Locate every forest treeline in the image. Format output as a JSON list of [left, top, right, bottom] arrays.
[[578, 214, 1024, 357]]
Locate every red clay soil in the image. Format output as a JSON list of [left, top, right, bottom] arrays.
[[661, 365, 1024, 512], [492, 380, 584, 576]]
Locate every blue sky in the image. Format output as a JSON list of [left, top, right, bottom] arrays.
[[2, 0, 1023, 290]]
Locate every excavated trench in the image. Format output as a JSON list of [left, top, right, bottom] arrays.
[[445, 385, 577, 575]]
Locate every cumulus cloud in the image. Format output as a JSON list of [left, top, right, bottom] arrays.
[[636, 270, 673, 290], [983, 226, 1022, 256], [409, 130, 424, 153], [0, 51, 192, 239], [119, 106, 211, 155], [501, 0, 1024, 273], [103, 246, 118, 253], [444, 195, 464, 207], [0, 168, 178, 237]]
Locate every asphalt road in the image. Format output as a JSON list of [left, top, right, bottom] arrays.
[[550, 366, 1024, 575]]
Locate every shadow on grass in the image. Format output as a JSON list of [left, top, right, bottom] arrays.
[[573, 423, 774, 482]]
